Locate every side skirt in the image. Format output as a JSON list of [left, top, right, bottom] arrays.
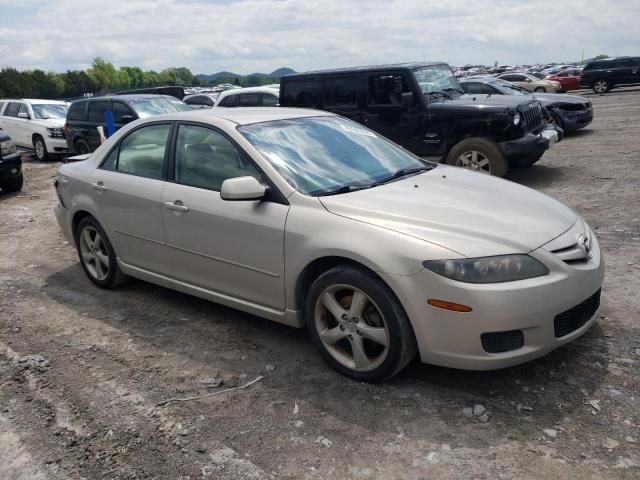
[[118, 259, 304, 328]]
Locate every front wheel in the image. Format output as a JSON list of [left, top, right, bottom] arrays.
[[305, 265, 417, 381], [534, 87, 546, 93], [75, 217, 129, 289], [33, 135, 49, 161], [446, 137, 508, 177], [593, 79, 610, 94], [74, 139, 90, 155]]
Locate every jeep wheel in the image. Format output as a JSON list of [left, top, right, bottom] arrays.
[[593, 79, 610, 94], [1, 174, 23, 193], [534, 87, 546, 93], [446, 137, 508, 177], [74, 139, 90, 155], [33, 135, 49, 161]]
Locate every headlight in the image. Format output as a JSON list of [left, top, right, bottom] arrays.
[[513, 112, 521, 125], [46, 127, 65, 138], [0, 139, 17, 154], [423, 255, 549, 283]]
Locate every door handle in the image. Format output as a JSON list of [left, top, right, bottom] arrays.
[[91, 181, 108, 192], [164, 201, 189, 212]]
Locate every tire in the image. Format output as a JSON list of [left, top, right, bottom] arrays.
[[550, 111, 565, 132], [534, 87, 546, 93], [74, 139, 90, 155], [592, 79, 610, 94], [75, 216, 129, 289], [445, 137, 508, 177], [1, 174, 23, 193], [305, 264, 417, 381], [33, 135, 49, 161]]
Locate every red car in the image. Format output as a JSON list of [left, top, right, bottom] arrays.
[[546, 69, 582, 91]]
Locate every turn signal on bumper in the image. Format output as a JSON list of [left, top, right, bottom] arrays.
[[427, 299, 473, 313]]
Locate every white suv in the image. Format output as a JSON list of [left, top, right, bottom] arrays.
[[213, 86, 279, 108], [0, 99, 69, 160]]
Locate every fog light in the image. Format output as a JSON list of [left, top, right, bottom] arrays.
[[427, 299, 473, 313], [10, 168, 18, 174]]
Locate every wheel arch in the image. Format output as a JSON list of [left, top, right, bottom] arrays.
[[71, 210, 95, 244]]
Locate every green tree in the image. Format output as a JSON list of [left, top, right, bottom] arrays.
[[87, 57, 118, 90]]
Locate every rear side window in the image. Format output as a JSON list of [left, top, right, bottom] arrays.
[[262, 93, 279, 106], [323, 77, 357, 106], [239, 93, 260, 107], [87, 101, 109, 123], [4, 102, 21, 117], [67, 101, 87, 121], [281, 79, 316, 107], [609, 59, 631, 68], [218, 95, 238, 107], [115, 124, 171, 179]]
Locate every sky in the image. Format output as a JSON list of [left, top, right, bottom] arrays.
[[0, 0, 638, 74]]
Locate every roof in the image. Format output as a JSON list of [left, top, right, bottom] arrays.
[[217, 86, 280, 96], [284, 62, 447, 77], [1, 98, 67, 104], [159, 107, 329, 126], [72, 94, 173, 103]]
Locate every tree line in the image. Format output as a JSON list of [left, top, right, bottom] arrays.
[[0, 57, 197, 100]]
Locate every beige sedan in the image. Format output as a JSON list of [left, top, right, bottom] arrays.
[[498, 73, 562, 93]]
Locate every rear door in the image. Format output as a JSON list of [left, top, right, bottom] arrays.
[[91, 122, 172, 274], [628, 58, 640, 85]]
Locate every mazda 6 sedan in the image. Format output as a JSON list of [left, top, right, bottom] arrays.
[[54, 108, 604, 381]]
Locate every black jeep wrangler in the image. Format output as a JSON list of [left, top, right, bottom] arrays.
[[280, 63, 560, 176]]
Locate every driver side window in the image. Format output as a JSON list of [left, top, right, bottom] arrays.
[[174, 124, 261, 191], [368, 73, 411, 105]]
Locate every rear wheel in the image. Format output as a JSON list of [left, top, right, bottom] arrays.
[[33, 135, 49, 161], [305, 265, 417, 381], [75, 217, 129, 289], [446, 137, 508, 177], [0, 174, 23, 193], [74, 139, 90, 155], [593, 79, 610, 94]]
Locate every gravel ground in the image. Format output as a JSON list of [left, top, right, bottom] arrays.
[[1, 88, 639, 479]]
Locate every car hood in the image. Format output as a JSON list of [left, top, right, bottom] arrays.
[[530, 93, 589, 106], [318, 166, 577, 258], [32, 118, 65, 128]]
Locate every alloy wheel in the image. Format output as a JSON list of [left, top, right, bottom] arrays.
[[78, 226, 110, 281], [456, 150, 491, 174], [594, 80, 608, 93], [314, 284, 389, 372], [35, 139, 45, 160]]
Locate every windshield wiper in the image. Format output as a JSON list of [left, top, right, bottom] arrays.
[[443, 87, 464, 95], [425, 91, 451, 101], [372, 165, 435, 186], [315, 183, 374, 196]]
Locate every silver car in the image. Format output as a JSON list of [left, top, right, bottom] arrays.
[[54, 108, 604, 381]]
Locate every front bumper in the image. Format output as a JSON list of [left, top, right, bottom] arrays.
[[0, 152, 22, 181], [45, 137, 69, 155], [499, 129, 559, 161], [559, 108, 594, 132], [386, 225, 604, 370]]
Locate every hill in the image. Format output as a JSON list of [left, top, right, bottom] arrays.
[[195, 67, 296, 85]]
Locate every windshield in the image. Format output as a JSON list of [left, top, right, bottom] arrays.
[[130, 98, 179, 118], [413, 65, 461, 95], [32, 104, 68, 119], [490, 79, 530, 96], [164, 97, 192, 111], [238, 116, 434, 196]]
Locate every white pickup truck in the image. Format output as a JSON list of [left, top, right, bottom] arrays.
[[0, 99, 69, 160]]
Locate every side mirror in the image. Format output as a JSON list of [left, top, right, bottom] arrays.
[[220, 176, 266, 201], [121, 115, 134, 124], [401, 91, 414, 106], [18, 112, 30, 119], [526, 78, 532, 82]]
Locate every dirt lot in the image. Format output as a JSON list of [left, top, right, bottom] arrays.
[[1, 89, 639, 480]]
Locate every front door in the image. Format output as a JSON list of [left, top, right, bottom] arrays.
[[161, 123, 289, 309], [91, 122, 173, 275], [362, 71, 425, 155]]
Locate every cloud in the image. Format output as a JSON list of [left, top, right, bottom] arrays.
[[0, 0, 638, 73]]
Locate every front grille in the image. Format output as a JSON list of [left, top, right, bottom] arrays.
[[481, 330, 524, 353], [554, 289, 601, 338], [520, 102, 544, 133], [550, 243, 591, 263]]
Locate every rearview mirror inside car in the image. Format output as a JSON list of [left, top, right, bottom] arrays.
[[220, 176, 266, 201], [401, 92, 414, 107]]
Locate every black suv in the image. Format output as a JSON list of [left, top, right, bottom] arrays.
[[64, 94, 189, 154], [0, 130, 22, 193], [280, 63, 559, 176], [579, 57, 640, 93]]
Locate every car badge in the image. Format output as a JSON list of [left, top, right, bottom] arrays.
[[577, 233, 592, 258]]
